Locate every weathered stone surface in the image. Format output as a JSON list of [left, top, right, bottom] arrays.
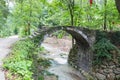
[[104, 69, 113, 74], [99, 70, 104, 74], [68, 43, 93, 72], [109, 62, 115, 66], [109, 65, 116, 69], [101, 65, 107, 69], [102, 62, 109, 66], [96, 73, 106, 80], [116, 68, 120, 72], [106, 73, 115, 80], [114, 70, 120, 75]]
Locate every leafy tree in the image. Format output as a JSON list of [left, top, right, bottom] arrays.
[[10, 0, 43, 36], [0, 0, 9, 37], [115, 0, 120, 14], [5, 0, 120, 37]]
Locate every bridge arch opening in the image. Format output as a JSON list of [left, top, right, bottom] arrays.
[[40, 33, 87, 80], [33, 26, 91, 48], [41, 35, 72, 64]]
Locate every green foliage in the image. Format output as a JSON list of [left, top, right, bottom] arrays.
[[0, 0, 10, 37], [37, 46, 45, 52], [96, 31, 107, 40], [118, 57, 120, 64], [38, 75, 44, 80], [38, 70, 58, 80], [3, 38, 52, 80], [110, 31, 120, 45], [0, 0, 120, 37], [51, 30, 66, 39], [93, 38, 119, 65], [0, 0, 8, 23], [3, 39, 35, 80], [0, 28, 11, 37], [57, 31, 66, 38], [37, 58, 51, 68], [115, 76, 120, 80], [2, 0, 119, 37]]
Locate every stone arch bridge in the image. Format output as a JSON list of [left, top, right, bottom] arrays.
[[29, 26, 96, 73], [28, 26, 120, 80]]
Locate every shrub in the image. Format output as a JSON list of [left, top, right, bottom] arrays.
[[3, 39, 35, 80], [93, 38, 119, 65]]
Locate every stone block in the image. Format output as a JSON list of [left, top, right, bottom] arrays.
[[96, 73, 106, 80]]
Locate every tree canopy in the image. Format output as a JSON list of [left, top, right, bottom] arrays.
[[0, 0, 120, 37]]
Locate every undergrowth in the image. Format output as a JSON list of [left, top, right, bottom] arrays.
[[93, 32, 120, 65], [3, 39, 35, 80], [3, 39, 51, 80]]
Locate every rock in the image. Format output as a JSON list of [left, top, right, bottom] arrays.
[[99, 70, 104, 74], [81, 70, 85, 74], [79, 68, 82, 71], [96, 73, 106, 80], [116, 64, 120, 67], [103, 62, 108, 66], [116, 68, 120, 72], [109, 65, 115, 69], [110, 50, 116, 54], [106, 73, 115, 80], [116, 75, 120, 79], [109, 62, 115, 66], [114, 70, 120, 75], [101, 65, 107, 69], [104, 69, 113, 74], [44, 75, 58, 80]]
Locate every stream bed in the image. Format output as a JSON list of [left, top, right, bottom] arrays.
[[40, 37, 86, 80]]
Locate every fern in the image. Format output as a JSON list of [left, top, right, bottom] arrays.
[[93, 38, 119, 65]]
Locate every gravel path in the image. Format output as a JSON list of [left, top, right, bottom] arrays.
[[0, 36, 19, 80]]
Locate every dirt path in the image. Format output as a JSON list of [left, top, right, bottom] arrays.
[[0, 36, 19, 80]]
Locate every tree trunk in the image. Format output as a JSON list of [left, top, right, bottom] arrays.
[[115, 0, 120, 14], [103, 0, 107, 30], [27, 22, 31, 35], [67, 0, 75, 47]]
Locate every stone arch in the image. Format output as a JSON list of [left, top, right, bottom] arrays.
[[30, 26, 95, 72], [31, 26, 91, 47]]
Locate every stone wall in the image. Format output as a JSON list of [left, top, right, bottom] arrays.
[[68, 43, 93, 72], [92, 61, 120, 80], [68, 31, 120, 80], [68, 43, 95, 80]]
